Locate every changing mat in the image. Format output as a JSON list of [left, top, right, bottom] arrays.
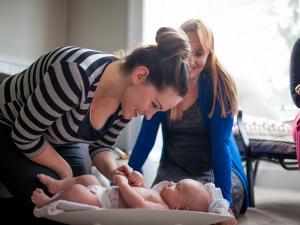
[[34, 200, 233, 225]]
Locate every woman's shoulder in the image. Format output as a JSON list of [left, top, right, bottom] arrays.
[[51, 46, 117, 80], [198, 69, 214, 102], [50, 46, 117, 64], [199, 69, 213, 90]]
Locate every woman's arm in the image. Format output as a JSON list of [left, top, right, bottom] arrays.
[[128, 113, 162, 171], [31, 143, 73, 178], [209, 104, 233, 205], [92, 151, 132, 181], [11, 62, 83, 178]]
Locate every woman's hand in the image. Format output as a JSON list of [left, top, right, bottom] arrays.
[[110, 164, 133, 180], [215, 209, 237, 225], [92, 151, 131, 181]]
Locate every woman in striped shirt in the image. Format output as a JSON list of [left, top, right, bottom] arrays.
[[0, 27, 190, 221]]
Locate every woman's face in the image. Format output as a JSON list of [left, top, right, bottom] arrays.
[[187, 32, 209, 79], [121, 82, 182, 120]]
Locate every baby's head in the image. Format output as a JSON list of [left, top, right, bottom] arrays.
[[160, 179, 211, 212]]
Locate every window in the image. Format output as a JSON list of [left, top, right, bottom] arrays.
[[143, 0, 300, 120]]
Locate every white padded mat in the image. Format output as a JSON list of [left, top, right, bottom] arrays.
[[34, 200, 232, 225], [44, 208, 232, 225]]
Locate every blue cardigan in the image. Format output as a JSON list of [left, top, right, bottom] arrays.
[[129, 71, 248, 213]]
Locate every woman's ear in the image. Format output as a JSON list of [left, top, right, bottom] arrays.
[[131, 66, 149, 84]]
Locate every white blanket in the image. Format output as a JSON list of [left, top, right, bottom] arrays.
[[33, 200, 101, 217], [34, 200, 233, 225]]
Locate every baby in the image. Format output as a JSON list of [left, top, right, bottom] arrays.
[[32, 172, 227, 213]]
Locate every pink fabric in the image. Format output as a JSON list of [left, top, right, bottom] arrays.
[[292, 112, 300, 170]]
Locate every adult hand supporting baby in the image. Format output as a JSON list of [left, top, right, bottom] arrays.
[[214, 208, 237, 225]]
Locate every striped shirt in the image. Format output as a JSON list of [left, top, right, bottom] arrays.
[[0, 46, 130, 158]]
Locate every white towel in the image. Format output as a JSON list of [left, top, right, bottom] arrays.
[[33, 200, 101, 218], [205, 183, 231, 216]]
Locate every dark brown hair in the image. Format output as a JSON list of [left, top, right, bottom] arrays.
[[123, 27, 191, 97]]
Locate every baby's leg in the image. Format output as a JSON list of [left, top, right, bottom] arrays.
[[56, 184, 101, 207], [38, 174, 100, 194], [31, 188, 52, 208]]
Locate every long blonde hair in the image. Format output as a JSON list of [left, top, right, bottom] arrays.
[[173, 19, 238, 119]]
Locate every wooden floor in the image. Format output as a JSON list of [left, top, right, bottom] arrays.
[[238, 187, 300, 225]]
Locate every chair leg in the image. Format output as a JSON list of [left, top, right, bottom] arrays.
[[253, 160, 260, 185], [246, 157, 255, 207]]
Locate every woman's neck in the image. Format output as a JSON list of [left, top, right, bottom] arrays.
[[181, 76, 199, 110], [94, 60, 128, 101]]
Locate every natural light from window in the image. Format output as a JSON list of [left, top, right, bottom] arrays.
[[143, 0, 300, 121]]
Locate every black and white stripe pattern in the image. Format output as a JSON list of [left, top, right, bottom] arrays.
[[0, 46, 130, 158]]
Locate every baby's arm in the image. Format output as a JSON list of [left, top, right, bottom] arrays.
[[115, 175, 167, 210]]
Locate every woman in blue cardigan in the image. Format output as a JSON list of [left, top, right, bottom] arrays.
[[129, 19, 248, 220]]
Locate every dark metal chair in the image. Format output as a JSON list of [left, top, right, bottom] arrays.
[[235, 110, 298, 207]]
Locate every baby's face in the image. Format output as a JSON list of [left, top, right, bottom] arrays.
[[160, 179, 198, 210], [160, 179, 210, 211]]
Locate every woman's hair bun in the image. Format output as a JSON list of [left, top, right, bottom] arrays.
[[155, 27, 191, 59]]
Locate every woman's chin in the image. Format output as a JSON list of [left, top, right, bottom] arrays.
[[190, 70, 200, 79]]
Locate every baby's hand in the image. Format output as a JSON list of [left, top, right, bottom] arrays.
[[128, 171, 146, 187], [114, 174, 129, 186]]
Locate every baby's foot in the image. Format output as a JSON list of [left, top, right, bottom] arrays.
[[31, 188, 51, 208], [37, 174, 60, 194]]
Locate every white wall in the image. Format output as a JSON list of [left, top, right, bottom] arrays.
[[66, 0, 128, 54], [0, 0, 67, 66], [255, 161, 300, 190], [0, 0, 130, 72], [0, 0, 143, 152]]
